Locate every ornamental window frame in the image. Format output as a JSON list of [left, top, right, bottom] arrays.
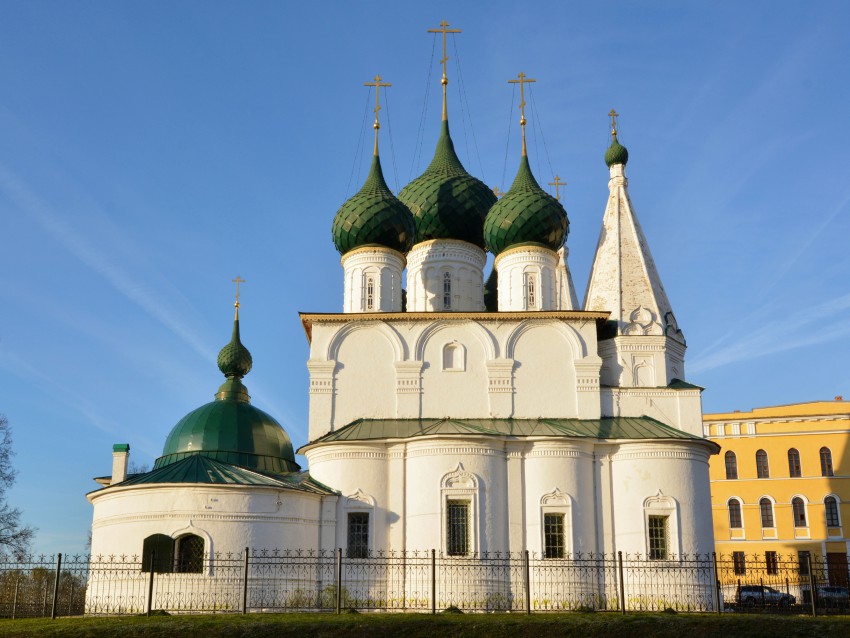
[[643, 492, 680, 560], [440, 464, 479, 557], [442, 271, 452, 310], [523, 270, 540, 311], [343, 489, 375, 559], [540, 488, 572, 559]]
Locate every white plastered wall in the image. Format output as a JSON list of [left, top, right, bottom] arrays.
[[406, 239, 486, 311], [341, 246, 405, 313]]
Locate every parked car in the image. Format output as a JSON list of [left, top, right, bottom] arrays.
[[736, 585, 796, 606], [817, 586, 850, 607]]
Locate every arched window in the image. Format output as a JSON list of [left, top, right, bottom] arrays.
[[759, 498, 775, 528], [820, 447, 834, 477], [787, 448, 801, 477], [756, 450, 770, 478], [175, 534, 204, 573], [792, 497, 807, 528], [728, 499, 743, 529], [525, 272, 537, 310], [442, 272, 452, 310], [365, 276, 375, 311], [724, 451, 738, 480], [141, 534, 174, 573], [825, 496, 841, 527]]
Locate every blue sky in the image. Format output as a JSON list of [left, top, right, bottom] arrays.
[[2, 1, 850, 554]]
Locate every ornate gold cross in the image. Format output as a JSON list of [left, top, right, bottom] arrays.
[[428, 20, 461, 120], [548, 175, 567, 201], [232, 276, 246, 307], [364, 75, 391, 153], [609, 108, 620, 136], [508, 72, 536, 155]]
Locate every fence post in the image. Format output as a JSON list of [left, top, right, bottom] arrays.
[[617, 551, 626, 615], [146, 552, 156, 616], [335, 548, 342, 614], [50, 553, 62, 620], [712, 552, 721, 614], [242, 547, 250, 615], [524, 550, 531, 615], [808, 555, 817, 617], [68, 578, 74, 616], [431, 549, 436, 615], [12, 574, 19, 619]]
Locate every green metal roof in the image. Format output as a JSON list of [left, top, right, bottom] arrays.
[[484, 156, 568, 256], [605, 134, 629, 167], [302, 416, 718, 451], [398, 121, 496, 248], [217, 316, 252, 379], [332, 154, 416, 255], [110, 455, 335, 494]]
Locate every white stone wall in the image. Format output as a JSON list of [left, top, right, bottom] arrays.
[[341, 246, 405, 313], [494, 245, 559, 311], [406, 239, 486, 312]]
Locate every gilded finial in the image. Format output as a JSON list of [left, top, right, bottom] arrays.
[[428, 20, 461, 121], [609, 109, 620, 137], [231, 276, 246, 319], [492, 186, 505, 198], [508, 72, 536, 156], [364, 75, 392, 155], [548, 175, 567, 201]]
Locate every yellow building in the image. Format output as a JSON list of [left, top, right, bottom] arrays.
[[705, 399, 849, 586]]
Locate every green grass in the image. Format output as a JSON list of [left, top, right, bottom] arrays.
[[1, 612, 849, 638]]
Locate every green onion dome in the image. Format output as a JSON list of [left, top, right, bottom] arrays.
[[604, 133, 629, 167], [398, 121, 497, 249], [483, 156, 568, 256], [154, 311, 299, 474], [332, 155, 415, 255], [483, 268, 498, 311]]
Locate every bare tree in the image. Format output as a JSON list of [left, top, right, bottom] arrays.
[[0, 415, 35, 558]]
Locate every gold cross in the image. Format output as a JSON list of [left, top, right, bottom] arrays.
[[364, 75, 391, 154], [508, 72, 536, 155], [548, 175, 567, 201], [428, 20, 461, 120], [609, 109, 620, 136], [232, 276, 246, 307], [492, 186, 505, 198]]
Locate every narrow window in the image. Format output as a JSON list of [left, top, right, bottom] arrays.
[[821, 447, 834, 477], [446, 500, 469, 556], [756, 450, 769, 478], [647, 515, 668, 560], [765, 551, 778, 575], [799, 550, 811, 575], [759, 498, 775, 528], [732, 551, 746, 575], [724, 451, 738, 480], [788, 448, 801, 477], [543, 513, 565, 558], [175, 534, 204, 573], [141, 534, 175, 573], [442, 272, 452, 310], [825, 496, 840, 527], [365, 276, 375, 311], [347, 512, 369, 559], [525, 273, 537, 310], [792, 497, 807, 528], [728, 499, 743, 529]]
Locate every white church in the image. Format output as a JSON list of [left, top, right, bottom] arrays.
[[86, 28, 718, 606]]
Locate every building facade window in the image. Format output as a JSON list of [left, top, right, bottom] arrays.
[[728, 499, 743, 529], [765, 551, 778, 575], [442, 272, 452, 310], [141, 534, 175, 573], [647, 515, 668, 560], [543, 513, 565, 559], [175, 534, 204, 573], [792, 497, 807, 528], [724, 451, 738, 480], [347, 512, 370, 558], [733, 551, 746, 575], [825, 496, 841, 527], [799, 550, 812, 575], [365, 276, 375, 311], [446, 500, 470, 556], [759, 497, 775, 528], [756, 449, 770, 478], [788, 448, 801, 477], [525, 272, 537, 310], [821, 447, 834, 477]]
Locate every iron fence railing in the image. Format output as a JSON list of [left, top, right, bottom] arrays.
[[0, 550, 848, 618]]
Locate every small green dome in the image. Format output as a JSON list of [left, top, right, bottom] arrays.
[[483, 156, 568, 256], [398, 121, 497, 249], [332, 155, 415, 255], [605, 134, 629, 167], [155, 313, 299, 474], [483, 268, 498, 311]]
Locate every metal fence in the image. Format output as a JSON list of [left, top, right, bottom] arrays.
[[0, 550, 848, 618]]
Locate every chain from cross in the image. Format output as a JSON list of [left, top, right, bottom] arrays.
[[232, 276, 246, 306], [427, 20, 461, 81], [548, 175, 567, 201], [609, 109, 620, 135], [364, 75, 392, 131]]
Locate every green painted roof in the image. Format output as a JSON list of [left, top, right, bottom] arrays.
[[605, 134, 629, 167], [398, 121, 496, 248], [483, 156, 568, 256], [332, 154, 416, 255], [112, 455, 335, 494], [302, 416, 718, 451]]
